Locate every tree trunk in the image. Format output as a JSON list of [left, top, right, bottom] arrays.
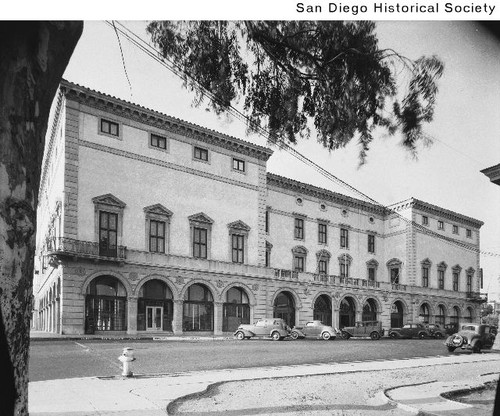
[[0, 22, 82, 415]]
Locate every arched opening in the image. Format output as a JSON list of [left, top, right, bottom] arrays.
[[391, 301, 404, 328], [137, 279, 173, 332], [183, 284, 214, 331], [273, 291, 295, 327], [420, 303, 430, 324], [362, 298, 378, 322], [313, 295, 332, 326], [339, 297, 356, 328], [85, 275, 127, 332], [223, 287, 250, 332], [435, 304, 446, 326], [465, 307, 474, 323], [450, 306, 460, 325]]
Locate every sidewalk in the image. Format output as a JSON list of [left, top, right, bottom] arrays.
[[29, 352, 500, 415]]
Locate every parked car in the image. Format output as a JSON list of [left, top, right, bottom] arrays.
[[234, 318, 290, 341], [341, 321, 384, 340], [445, 323, 496, 353], [388, 323, 430, 339], [444, 323, 459, 336], [290, 320, 337, 340], [424, 324, 445, 339]]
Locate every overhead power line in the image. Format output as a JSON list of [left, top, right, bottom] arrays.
[[104, 20, 499, 259]]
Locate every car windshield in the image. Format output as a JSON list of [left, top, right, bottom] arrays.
[[461, 325, 476, 331]]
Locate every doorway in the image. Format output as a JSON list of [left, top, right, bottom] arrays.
[[146, 306, 163, 331]]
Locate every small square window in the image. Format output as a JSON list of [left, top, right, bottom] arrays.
[[194, 146, 209, 161], [452, 225, 459, 234], [466, 229, 472, 238], [150, 133, 167, 150], [100, 119, 119, 137], [422, 216, 428, 226], [438, 220, 444, 230], [233, 158, 245, 172]]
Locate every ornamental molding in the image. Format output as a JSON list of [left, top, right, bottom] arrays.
[[227, 220, 251, 232], [420, 258, 432, 267], [267, 173, 386, 215], [291, 245, 308, 255], [60, 79, 273, 162], [92, 193, 126, 208], [188, 212, 214, 225], [143, 203, 173, 217], [316, 249, 331, 259], [366, 259, 379, 268]]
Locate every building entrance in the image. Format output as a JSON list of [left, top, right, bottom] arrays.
[[146, 306, 163, 331]]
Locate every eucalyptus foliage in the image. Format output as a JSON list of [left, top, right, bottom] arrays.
[[147, 21, 444, 163]]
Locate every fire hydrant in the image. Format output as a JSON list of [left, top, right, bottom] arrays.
[[118, 347, 135, 377]]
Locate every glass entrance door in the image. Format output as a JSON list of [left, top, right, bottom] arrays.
[[146, 306, 163, 331]]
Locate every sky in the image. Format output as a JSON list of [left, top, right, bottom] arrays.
[[61, 20, 500, 299]]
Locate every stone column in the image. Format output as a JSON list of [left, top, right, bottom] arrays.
[[172, 300, 183, 335], [127, 297, 138, 335], [213, 301, 223, 335]]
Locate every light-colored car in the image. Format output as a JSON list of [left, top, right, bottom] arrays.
[[341, 321, 384, 340], [388, 323, 430, 339], [445, 323, 496, 353], [234, 318, 290, 341], [290, 320, 337, 340]]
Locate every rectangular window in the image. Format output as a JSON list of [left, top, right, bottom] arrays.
[[100, 119, 119, 136], [294, 218, 304, 240], [265, 249, 271, 267], [390, 268, 399, 284], [453, 272, 459, 291], [149, 220, 165, 253], [231, 234, 244, 263], [466, 274, 472, 293], [99, 211, 118, 257], [452, 225, 459, 234], [193, 227, 207, 259], [340, 228, 349, 248], [422, 216, 429, 226], [265, 209, 270, 234], [318, 223, 327, 244], [194, 146, 208, 161], [233, 158, 245, 172], [150, 133, 167, 150], [368, 267, 376, 282], [368, 235, 375, 253], [294, 256, 305, 272], [438, 270, 445, 289], [318, 259, 328, 275], [422, 267, 429, 287], [340, 263, 349, 278], [466, 229, 472, 238], [438, 220, 444, 230]]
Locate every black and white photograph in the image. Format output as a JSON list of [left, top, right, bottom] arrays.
[[1, 3, 500, 415]]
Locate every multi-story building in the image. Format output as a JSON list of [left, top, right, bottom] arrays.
[[33, 80, 485, 335]]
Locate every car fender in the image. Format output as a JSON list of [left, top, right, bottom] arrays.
[[291, 329, 306, 337], [237, 329, 255, 337], [342, 329, 354, 337]]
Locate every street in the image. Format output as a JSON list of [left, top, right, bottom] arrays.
[[30, 337, 461, 382]]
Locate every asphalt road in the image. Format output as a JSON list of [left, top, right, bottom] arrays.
[[29, 337, 460, 382]]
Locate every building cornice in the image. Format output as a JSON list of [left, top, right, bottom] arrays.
[[481, 163, 500, 186], [59, 79, 273, 162], [388, 198, 484, 229], [266, 173, 386, 215]]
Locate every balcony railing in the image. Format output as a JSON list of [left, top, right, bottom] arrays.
[[45, 237, 126, 261], [274, 269, 299, 280]]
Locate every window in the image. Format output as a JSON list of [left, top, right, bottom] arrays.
[[340, 262, 349, 278], [294, 255, 305, 272], [466, 229, 472, 238], [318, 259, 328, 275], [338, 254, 352, 278], [436, 305, 446, 326], [193, 227, 207, 259], [294, 218, 304, 240], [149, 220, 165, 253], [453, 272, 459, 291], [422, 266, 429, 287], [466, 272, 473, 293], [232, 158, 245, 172], [318, 223, 327, 244], [150, 133, 167, 150], [265, 208, 270, 234], [99, 211, 118, 257], [452, 225, 459, 234], [231, 234, 245, 263], [100, 119, 119, 136], [194, 146, 209, 161], [422, 216, 429, 226], [438, 220, 444, 230], [340, 228, 349, 248], [438, 269, 445, 289], [265, 242, 272, 267], [368, 235, 375, 254], [390, 268, 400, 284], [368, 267, 376, 282]]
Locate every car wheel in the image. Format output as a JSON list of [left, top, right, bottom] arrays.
[[472, 342, 482, 353], [290, 331, 299, 340], [389, 332, 398, 339], [370, 331, 381, 340], [235, 331, 245, 340], [419, 332, 427, 339], [434, 332, 443, 339], [321, 332, 331, 341], [271, 331, 281, 341], [447, 346, 456, 352], [341, 331, 350, 340]]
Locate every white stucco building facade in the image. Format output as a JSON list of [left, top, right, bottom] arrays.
[[33, 80, 485, 335]]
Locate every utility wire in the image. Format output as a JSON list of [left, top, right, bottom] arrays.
[[104, 21, 499, 260]]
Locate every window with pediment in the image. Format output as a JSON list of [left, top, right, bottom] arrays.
[[338, 253, 352, 278], [452, 265, 462, 292], [92, 194, 126, 257], [421, 258, 431, 288], [144, 204, 173, 254], [387, 258, 402, 284], [437, 261, 447, 290], [189, 212, 214, 259], [228, 220, 250, 264], [292, 246, 308, 272]]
